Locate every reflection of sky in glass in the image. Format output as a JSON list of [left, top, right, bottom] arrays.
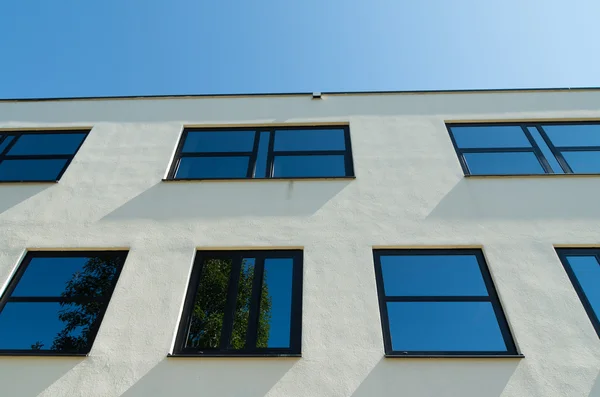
[[543, 124, 600, 147], [274, 129, 346, 151], [8, 133, 86, 155], [12, 257, 91, 297], [527, 127, 564, 173], [562, 151, 600, 173], [452, 126, 531, 149], [176, 157, 249, 178], [0, 135, 15, 153], [273, 155, 345, 177], [261, 258, 293, 348], [183, 131, 255, 153], [464, 152, 544, 175], [566, 256, 600, 320], [0, 159, 68, 181]]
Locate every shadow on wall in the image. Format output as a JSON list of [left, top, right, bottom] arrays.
[[101, 180, 351, 221], [427, 178, 600, 220], [589, 372, 600, 397], [0, 357, 82, 396], [351, 358, 520, 397], [120, 358, 297, 397], [0, 184, 53, 216]]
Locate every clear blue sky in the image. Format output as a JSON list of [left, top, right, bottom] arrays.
[[1, 0, 599, 99]]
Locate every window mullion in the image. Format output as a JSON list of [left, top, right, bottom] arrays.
[[535, 125, 573, 173], [247, 131, 261, 178], [521, 126, 553, 174], [245, 256, 266, 349], [265, 130, 275, 178]]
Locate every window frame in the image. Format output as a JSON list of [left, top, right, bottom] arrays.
[[373, 248, 519, 357], [172, 249, 303, 357], [166, 125, 355, 181], [0, 250, 128, 356], [556, 248, 600, 337], [0, 129, 90, 183], [446, 121, 600, 176]]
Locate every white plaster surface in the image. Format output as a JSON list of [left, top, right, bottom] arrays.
[[0, 90, 599, 396]]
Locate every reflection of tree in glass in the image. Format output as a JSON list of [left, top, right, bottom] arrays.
[[187, 258, 272, 349]]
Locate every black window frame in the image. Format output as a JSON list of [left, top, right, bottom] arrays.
[[373, 248, 520, 357], [446, 121, 600, 176], [166, 125, 355, 180], [0, 129, 90, 183], [556, 248, 600, 337], [172, 249, 303, 357], [0, 250, 128, 356]]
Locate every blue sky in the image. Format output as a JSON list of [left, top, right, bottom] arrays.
[[0, 0, 599, 99]]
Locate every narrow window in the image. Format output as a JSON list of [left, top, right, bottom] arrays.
[[173, 250, 303, 356]]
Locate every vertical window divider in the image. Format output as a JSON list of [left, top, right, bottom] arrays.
[[219, 255, 243, 349], [245, 256, 266, 349], [247, 132, 261, 178], [343, 126, 355, 177], [521, 126, 553, 173], [265, 130, 275, 178], [535, 126, 573, 173]]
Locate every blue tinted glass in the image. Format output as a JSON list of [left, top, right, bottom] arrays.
[[566, 256, 600, 320], [0, 302, 98, 351], [0, 135, 15, 153], [543, 124, 600, 147], [229, 258, 256, 349], [562, 151, 600, 173], [0, 159, 68, 181], [175, 156, 249, 179], [528, 127, 564, 173], [381, 255, 488, 296], [464, 152, 545, 175], [387, 302, 507, 352], [273, 155, 346, 177], [254, 132, 270, 178], [8, 133, 86, 155], [451, 126, 531, 149], [257, 258, 293, 348], [274, 129, 346, 151], [182, 131, 255, 153]]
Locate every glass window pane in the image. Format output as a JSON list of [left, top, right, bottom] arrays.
[[254, 132, 270, 178], [8, 133, 86, 155], [451, 126, 531, 149], [256, 258, 293, 349], [386, 302, 507, 352], [464, 152, 545, 175], [185, 258, 233, 349], [0, 302, 99, 351], [274, 129, 346, 151], [0, 159, 68, 181], [562, 151, 600, 173], [175, 156, 249, 179], [0, 135, 15, 153], [12, 256, 120, 298], [273, 155, 346, 177], [380, 255, 488, 296], [565, 256, 600, 320], [527, 127, 564, 173], [543, 124, 600, 147], [229, 258, 255, 349], [182, 131, 255, 153]]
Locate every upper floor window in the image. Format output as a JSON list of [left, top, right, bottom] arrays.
[[173, 250, 303, 356], [373, 249, 518, 356], [0, 251, 127, 355], [556, 248, 600, 337], [0, 130, 88, 182], [167, 126, 354, 180], [447, 122, 600, 175]]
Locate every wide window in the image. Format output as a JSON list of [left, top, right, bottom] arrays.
[[167, 126, 354, 180], [0, 130, 88, 182], [373, 249, 518, 356], [173, 250, 303, 356], [556, 248, 600, 337], [0, 251, 127, 355], [447, 122, 600, 175]]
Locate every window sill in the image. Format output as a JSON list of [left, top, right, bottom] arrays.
[[162, 176, 356, 182], [385, 354, 524, 359], [167, 353, 301, 358], [465, 173, 600, 178], [0, 351, 88, 357]]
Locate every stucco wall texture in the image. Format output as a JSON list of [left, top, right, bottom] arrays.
[[0, 90, 600, 397]]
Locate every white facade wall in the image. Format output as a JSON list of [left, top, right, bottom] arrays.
[[0, 90, 599, 397]]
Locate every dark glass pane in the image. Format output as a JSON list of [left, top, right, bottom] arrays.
[[229, 258, 255, 349], [527, 127, 564, 173], [8, 133, 86, 155], [566, 256, 600, 320], [0, 301, 99, 351], [0, 159, 68, 181], [273, 155, 346, 177], [175, 156, 249, 179], [12, 256, 120, 298], [256, 258, 293, 348], [254, 132, 270, 178], [380, 255, 488, 296], [274, 129, 346, 151], [451, 126, 531, 149], [0, 135, 15, 153], [185, 258, 233, 349], [464, 152, 545, 175], [543, 124, 600, 147], [386, 302, 507, 352], [182, 131, 255, 153], [562, 151, 600, 173]]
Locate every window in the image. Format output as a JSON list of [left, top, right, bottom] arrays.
[[556, 248, 600, 337], [173, 250, 303, 356], [167, 126, 354, 180], [373, 249, 518, 356], [447, 122, 600, 175], [0, 130, 88, 182], [0, 251, 127, 355]]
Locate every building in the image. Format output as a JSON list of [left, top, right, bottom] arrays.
[[0, 88, 600, 396]]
